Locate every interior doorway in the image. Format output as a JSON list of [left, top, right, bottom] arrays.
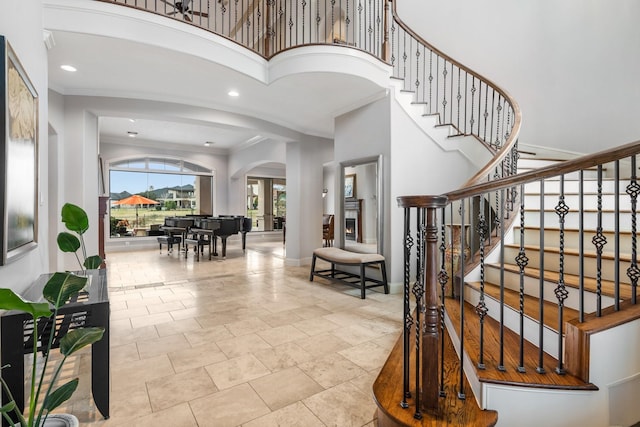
[[247, 177, 286, 231]]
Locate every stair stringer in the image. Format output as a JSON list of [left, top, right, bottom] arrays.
[[444, 310, 603, 427], [390, 80, 494, 172]]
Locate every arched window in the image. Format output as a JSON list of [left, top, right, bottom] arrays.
[[109, 157, 214, 238]]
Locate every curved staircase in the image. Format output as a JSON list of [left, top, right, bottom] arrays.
[[376, 144, 640, 426]]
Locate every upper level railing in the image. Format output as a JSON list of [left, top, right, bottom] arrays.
[[100, 0, 388, 59]]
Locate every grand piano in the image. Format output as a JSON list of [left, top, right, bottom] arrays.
[[209, 216, 252, 258]]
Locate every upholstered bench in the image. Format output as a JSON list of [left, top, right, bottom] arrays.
[[157, 235, 182, 254], [309, 247, 389, 299]]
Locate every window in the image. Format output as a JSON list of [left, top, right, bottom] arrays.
[[109, 158, 214, 238]]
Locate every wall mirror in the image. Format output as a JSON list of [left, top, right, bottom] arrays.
[[340, 155, 383, 255]]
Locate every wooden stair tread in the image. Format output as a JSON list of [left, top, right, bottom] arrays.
[[373, 326, 498, 426], [504, 243, 634, 262], [515, 225, 636, 236], [466, 282, 580, 331], [444, 298, 597, 390], [489, 263, 640, 300]]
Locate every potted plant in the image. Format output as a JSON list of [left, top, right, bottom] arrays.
[[0, 203, 105, 426]]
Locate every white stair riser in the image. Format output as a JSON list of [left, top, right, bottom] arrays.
[[523, 193, 633, 211], [485, 265, 616, 313], [518, 168, 601, 180], [465, 285, 560, 358], [513, 227, 635, 252], [503, 245, 636, 286], [523, 210, 634, 231], [524, 179, 633, 194]]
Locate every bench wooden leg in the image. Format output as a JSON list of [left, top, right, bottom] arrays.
[[381, 261, 389, 294], [360, 263, 366, 299], [309, 254, 317, 281]]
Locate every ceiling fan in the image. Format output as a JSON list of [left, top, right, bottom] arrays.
[[158, 0, 209, 22]]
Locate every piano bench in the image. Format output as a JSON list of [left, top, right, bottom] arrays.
[[309, 247, 389, 299], [184, 238, 203, 261], [157, 236, 182, 254]]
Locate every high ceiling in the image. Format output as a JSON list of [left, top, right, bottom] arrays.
[[45, 22, 389, 153]]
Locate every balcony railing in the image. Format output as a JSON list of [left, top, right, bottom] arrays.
[[100, 0, 389, 59]]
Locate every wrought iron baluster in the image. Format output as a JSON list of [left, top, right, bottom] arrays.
[[614, 160, 620, 311], [554, 176, 569, 374], [412, 208, 425, 420], [536, 179, 546, 374], [516, 183, 528, 372], [441, 61, 448, 124], [415, 42, 420, 100], [428, 51, 433, 115], [475, 196, 488, 370], [438, 207, 448, 396], [592, 165, 606, 317], [401, 207, 413, 409], [456, 67, 462, 131], [469, 76, 476, 140], [498, 188, 505, 372], [458, 200, 466, 399], [626, 155, 640, 304]]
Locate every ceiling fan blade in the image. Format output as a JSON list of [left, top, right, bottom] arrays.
[[192, 11, 209, 18], [166, 10, 179, 15], [184, 13, 192, 22]]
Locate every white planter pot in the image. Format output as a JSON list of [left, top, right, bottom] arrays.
[[41, 414, 79, 427]]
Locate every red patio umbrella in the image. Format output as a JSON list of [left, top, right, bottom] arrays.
[[113, 194, 160, 227]]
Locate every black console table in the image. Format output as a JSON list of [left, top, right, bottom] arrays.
[[0, 269, 110, 424]]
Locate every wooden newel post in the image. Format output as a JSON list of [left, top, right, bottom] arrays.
[[382, 0, 391, 62], [397, 195, 448, 414], [422, 201, 444, 412]]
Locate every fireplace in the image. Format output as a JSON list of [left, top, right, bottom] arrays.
[[344, 198, 362, 243], [345, 218, 356, 240]]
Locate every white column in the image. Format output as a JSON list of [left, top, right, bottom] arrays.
[[285, 141, 327, 266]]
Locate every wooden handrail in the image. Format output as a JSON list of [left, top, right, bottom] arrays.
[[453, 139, 639, 203]]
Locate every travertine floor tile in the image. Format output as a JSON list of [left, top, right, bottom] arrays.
[[205, 353, 271, 389], [299, 353, 367, 389], [72, 242, 403, 426], [250, 366, 323, 410], [146, 367, 218, 411], [190, 383, 271, 427], [242, 401, 325, 427], [303, 381, 377, 427]]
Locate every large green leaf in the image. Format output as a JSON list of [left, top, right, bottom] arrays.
[[83, 256, 103, 270], [59, 327, 104, 356], [42, 273, 86, 309], [42, 378, 78, 412], [0, 400, 16, 413], [60, 203, 89, 235], [0, 289, 51, 318], [56, 231, 80, 253]]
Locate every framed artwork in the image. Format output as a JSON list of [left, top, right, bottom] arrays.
[[0, 36, 39, 265], [344, 174, 356, 199]]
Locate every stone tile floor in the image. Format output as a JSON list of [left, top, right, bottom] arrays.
[[51, 236, 402, 426]]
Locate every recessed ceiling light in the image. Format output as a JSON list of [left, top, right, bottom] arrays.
[[127, 131, 138, 138], [60, 64, 77, 72], [129, 119, 136, 123], [204, 141, 212, 147], [228, 90, 239, 97]]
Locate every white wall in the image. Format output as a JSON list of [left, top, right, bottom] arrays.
[[0, 1, 50, 292], [397, 0, 640, 154], [335, 95, 392, 261]]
